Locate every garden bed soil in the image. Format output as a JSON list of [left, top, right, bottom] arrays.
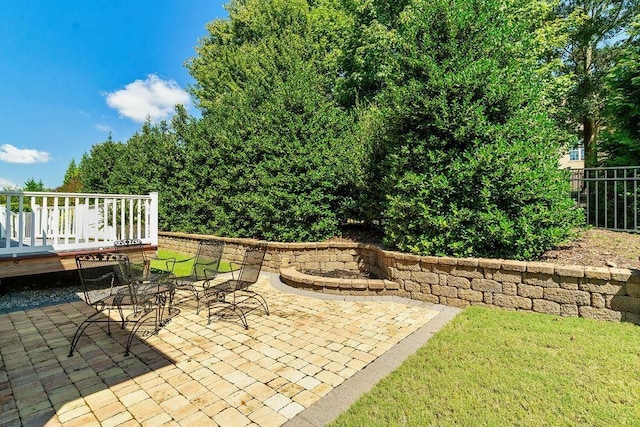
[[301, 269, 379, 280], [332, 226, 640, 270], [538, 228, 640, 269]]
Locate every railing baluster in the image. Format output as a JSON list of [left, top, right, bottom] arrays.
[[4, 195, 11, 248], [612, 169, 617, 230], [145, 198, 151, 240], [93, 197, 99, 242], [110, 197, 116, 240], [53, 196, 59, 245], [585, 170, 591, 224], [42, 196, 48, 239], [120, 198, 125, 240], [18, 195, 24, 247], [633, 168, 638, 230], [0, 191, 157, 255], [128, 199, 134, 239], [136, 199, 142, 239], [624, 168, 628, 230], [83, 197, 89, 243], [29, 196, 36, 246], [73, 197, 79, 241]]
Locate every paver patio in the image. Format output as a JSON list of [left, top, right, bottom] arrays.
[[0, 272, 457, 426]]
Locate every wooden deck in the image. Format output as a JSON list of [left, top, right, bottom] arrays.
[[1, 191, 159, 279], [0, 245, 158, 279]]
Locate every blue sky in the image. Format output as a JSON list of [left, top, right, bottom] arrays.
[[0, 0, 228, 190]]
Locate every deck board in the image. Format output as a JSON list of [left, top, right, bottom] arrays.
[[0, 245, 157, 279]]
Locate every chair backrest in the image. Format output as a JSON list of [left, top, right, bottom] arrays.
[[191, 239, 225, 280], [235, 242, 268, 290], [114, 238, 147, 263], [75, 253, 132, 305]]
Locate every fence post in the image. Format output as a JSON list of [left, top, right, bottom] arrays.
[[149, 192, 159, 246], [4, 195, 11, 248]]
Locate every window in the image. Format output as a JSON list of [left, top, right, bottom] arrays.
[[569, 145, 584, 161]]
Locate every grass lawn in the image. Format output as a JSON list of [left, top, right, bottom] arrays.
[[330, 306, 640, 426], [150, 248, 234, 276]]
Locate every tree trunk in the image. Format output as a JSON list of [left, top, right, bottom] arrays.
[[583, 117, 598, 168]]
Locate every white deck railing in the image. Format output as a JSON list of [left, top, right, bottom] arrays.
[[0, 191, 158, 256]]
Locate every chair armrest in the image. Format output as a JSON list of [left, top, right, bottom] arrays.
[[229, 261, 242, 280], [203, 267, 220, 281], [166, 256, 195, 275], [149, 255, 176, 273]]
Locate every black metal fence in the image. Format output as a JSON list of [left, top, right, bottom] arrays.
[[568, 167, 640, 232]]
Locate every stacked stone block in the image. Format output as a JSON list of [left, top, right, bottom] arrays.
[[159, 232, 640, 324]]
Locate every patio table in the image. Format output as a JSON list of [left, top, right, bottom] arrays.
[[123, 275, 176, 354]]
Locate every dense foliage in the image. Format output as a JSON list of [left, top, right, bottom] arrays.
[[68, 0, 599, 260], [347, 0, 583, 259], [182, 0, 362, 240], [550, 0, 639, 167], [77, 0, 362, 242], [600, 24, 640, 166]]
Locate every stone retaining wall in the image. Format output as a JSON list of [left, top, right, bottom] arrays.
[[159, 231, 640, 324]]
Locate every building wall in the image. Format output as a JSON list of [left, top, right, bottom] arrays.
[[560, 144, 585, 169]]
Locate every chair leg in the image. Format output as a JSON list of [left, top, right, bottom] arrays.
[[124, 310, 157, 356], [207, 302, 249, 329], [242, 291, 269, 316], [69, 321, 92, 357], [233, 304, 250, 330], [68, 310, 111, 357], [167, 289, 177, 315]]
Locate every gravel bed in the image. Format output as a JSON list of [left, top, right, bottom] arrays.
[[0, 285, 84, 313], [0, 271, 84, 314]]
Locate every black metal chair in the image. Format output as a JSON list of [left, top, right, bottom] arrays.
[[167, 239, 225, 314], [114, 239, 177, 314], [114, 239, 175, 280], [69, 253, 171, 357], [204, 242, 269, 329]]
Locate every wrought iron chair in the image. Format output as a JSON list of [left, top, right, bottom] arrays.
[[69, 253, 171, 357], [204, 242, 269, 329], [114, 239, 175, 280], [167, 239, 225, 314], [114, 239, 177, 314]]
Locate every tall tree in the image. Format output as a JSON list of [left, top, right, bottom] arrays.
[[56, 159, 82, 193], [600, 21, 640, 165], [78, 135, 126, 193], [22, 178, 46, 192], [551, 0, 639, 166], [184, 0, 362, 241], [336, 0, 408, 107], [350, 0, 582, 259], [108, 117, 187, 230]]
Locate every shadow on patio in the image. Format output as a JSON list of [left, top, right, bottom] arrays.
[[0, 273, 446, 426]]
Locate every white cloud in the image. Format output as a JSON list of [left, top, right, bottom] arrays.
[[0, 177, 18, 190], [105, 74, 191, 123], [0, 144, 51, 164], [95, 124, 112, 132]]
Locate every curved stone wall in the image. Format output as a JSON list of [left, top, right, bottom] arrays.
[[159, 231, 640, 324]]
